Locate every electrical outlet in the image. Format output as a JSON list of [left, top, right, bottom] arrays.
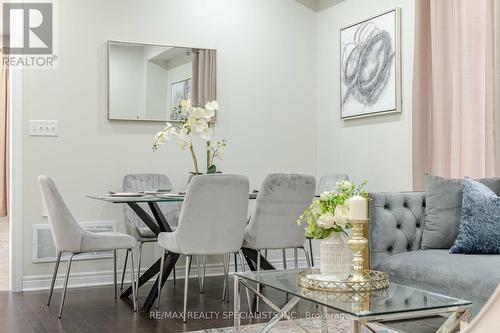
[[29, 120, 58, 137]]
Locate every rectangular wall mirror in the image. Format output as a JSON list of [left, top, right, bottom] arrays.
[[107, 41, 217, 121]]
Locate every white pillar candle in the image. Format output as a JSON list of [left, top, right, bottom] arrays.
[[348, 195, 367, 220]]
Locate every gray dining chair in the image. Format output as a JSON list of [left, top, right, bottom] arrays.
[[242, 173, 315, 311], [38, 175, 137, 318], [121, 174, 181, 297], [156, 174, 250, 323], [316, 174, 349, 195]]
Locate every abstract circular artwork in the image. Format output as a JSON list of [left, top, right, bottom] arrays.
[[340, 9, 401, 119]]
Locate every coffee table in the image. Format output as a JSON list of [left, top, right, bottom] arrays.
[[234, 269, 472, 333]]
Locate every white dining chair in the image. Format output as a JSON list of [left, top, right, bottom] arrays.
[[156, 174, 250, 323], [242, 173, 316, 311], [121, 174, 181, 298], [38, 175, 138, 318]]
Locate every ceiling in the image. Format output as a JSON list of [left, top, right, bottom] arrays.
[[294, 0, 348, 12]]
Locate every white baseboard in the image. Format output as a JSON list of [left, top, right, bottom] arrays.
[[22, 256, 319, 291]]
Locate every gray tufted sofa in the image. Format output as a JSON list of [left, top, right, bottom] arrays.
[[369, 192, 500, 314]]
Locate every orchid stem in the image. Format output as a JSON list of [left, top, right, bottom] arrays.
[[206, 140, 211, 169], [189, 144, 199, 174]]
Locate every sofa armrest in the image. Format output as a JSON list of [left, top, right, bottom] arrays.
[[369, 192, 426, 269]]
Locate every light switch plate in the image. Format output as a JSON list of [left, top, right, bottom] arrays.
[[29, 120, 58, 137]]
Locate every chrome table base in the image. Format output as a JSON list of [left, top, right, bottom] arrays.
[[234, 274, 472, 333]]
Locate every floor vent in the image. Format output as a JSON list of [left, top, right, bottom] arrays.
[[32, 221, 117, 263]]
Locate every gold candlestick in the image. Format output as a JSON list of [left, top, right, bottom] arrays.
[[347, 218, 369, 282]]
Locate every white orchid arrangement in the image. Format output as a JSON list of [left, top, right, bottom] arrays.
[[297, 180, 367, 238], [153, 99, 226, 174]]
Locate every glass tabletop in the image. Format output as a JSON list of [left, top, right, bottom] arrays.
[[235, 269, 472, 318], [86, 194, 186, 203], [87, 192, 259, 203]]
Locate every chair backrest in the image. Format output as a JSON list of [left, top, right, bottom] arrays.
[[461, 283, 500, 333], [38, 176, 83, 252], [175, 174, 249, 255], [123, 174, 181, 237], [245, 173, 316, 249], [316, 174, 349, 195]]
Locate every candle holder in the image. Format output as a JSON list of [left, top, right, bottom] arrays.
[[347, 218, 369, 282]]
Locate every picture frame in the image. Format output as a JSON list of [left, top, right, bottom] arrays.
[[170, 78, 191, 121], [340, 8, 401, 119]]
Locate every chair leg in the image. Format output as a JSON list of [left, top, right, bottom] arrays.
[[58, 253, 75, 319], [196, 256, 203, 294], [282, 249, 287, 269], [200, 255, 207, 293], [238, 251, 252, 311], [113, 250, 117, 299], [308, 238, 314, 267], [256, 249, 261, 312], [120, 249, 128, 291], [136, 242, 143, 300], [302, 247, 312, 268], [188, 255, 193, 276], [129, 249, 137, 312], [226, 253, 230, 301], [264, 249, 268, 259], [48, 251, 62, 306], [294, 248, 298, 268], [222, 254, 230, 302], [183, 255, 191, 323], [173, 263, 176, 285], [157, 249, 165, 309], [222, 254, 226, 301]]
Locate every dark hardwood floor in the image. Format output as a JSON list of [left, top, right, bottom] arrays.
[[0, 276, 447, 333]]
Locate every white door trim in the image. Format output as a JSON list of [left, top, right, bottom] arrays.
[[9, 66, 23, 292]]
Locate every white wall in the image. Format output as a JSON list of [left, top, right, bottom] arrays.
[[20, 0, 316, 286], [315, 0, 415, 192], [145, 61, 169, 119], [109, 45, 146, 119]]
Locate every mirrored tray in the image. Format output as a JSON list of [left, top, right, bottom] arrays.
[[297, 268, 389, 292], [299, 285, 389, 303]]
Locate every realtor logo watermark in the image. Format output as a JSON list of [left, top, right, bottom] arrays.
[[2, 1, 57, 68]]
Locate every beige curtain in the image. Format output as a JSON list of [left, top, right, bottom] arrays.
[[191, 49, 217, 107], [0, 43, 8, 217], [413, 0, 500, 189]]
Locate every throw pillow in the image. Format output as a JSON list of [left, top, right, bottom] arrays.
[[421, 175, 500, 249], [450, 178, 500, 254]]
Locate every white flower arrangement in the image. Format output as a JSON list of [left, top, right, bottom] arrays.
[[153, 99, 226, 174], [297, 180, 367, 238]]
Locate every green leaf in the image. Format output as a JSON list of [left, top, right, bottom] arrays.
[[207, 164, 217, 174]]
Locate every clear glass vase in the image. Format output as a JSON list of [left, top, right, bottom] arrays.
[[320, 231, 352, 280]]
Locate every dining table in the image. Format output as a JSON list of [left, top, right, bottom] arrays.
[[87, 192, 277, 312]]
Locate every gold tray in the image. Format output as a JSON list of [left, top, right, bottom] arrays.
[[297, 269, 389, 292]]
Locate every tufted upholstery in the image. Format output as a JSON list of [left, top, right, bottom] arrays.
[[370, 191, 500, 314], [369, 192, 426, 269]]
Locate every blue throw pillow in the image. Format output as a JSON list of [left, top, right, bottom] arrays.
[[450, 178, 500, 254]]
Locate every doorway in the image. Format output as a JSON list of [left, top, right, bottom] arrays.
[[0, 35, 10, 291]]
